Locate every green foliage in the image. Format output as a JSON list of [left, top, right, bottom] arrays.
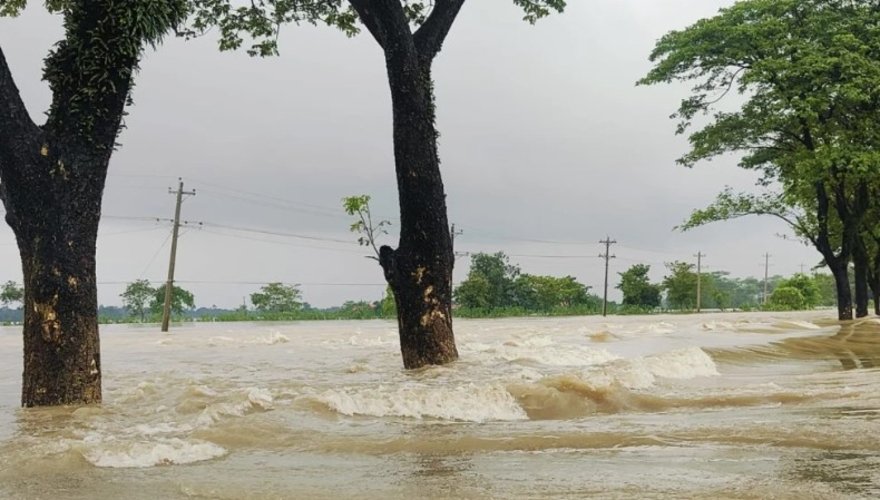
[[33, 0, 189, 140], [512, 0, 566, 23], [811, 273, 839, 306], [454, 252, 597, 313], [380, 285, 396, 318], [342, 194, 390, 259], [454, 252, 520, 309], [616, 264, 661, 309], [662, 261, 697, 311], [0, 281, 23, 307], [514, 274, 593, 311], [120, 279, 155, 321], [250, 282, 302, 313], [183, 1, 566, 57], [775, 273, 821, 309], [150, 284, 195, 316], [768, 286, 807, 311]]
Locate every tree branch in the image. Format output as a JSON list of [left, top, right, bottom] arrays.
[[0, 45, 39, 155], [414, 0, 466, 61], [348, 0, 395, 49]]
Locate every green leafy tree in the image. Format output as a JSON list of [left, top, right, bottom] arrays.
[[769, 286, 807, 311], [616, 264, 661, 309], [120, 280, 155, 322], [514, 274, 591, 311], [777, 273, 821, 310], [188, 0, 567, 369], [250, 282, 303, 313], [641, 0, 880, 320], [0, 281, 24, 308], [1, 1, 188, 406], [150, 284, 195, 316], [454, 252, 520, 309], [663, 262, 698, 311]]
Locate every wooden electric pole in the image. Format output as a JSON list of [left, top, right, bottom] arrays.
[[695, 252, 704, 313], [599, 237, 616, 317], [161, 179, 196, 332], [762, 252, 771, 305]]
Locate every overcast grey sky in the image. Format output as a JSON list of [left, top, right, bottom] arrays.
[[0, 0, 819, 308]]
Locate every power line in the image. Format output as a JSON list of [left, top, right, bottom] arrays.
[[198, 228, 366, 254], [198, 221, 358, 245]]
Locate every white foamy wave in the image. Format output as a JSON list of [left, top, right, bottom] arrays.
[[502, 336, 556, 348], [260, 332, 289, 344], [314, 383, 528, 422], [646, 322, 676, 334], [207, 332, 289, 346], [195, 388, 274, 426], [83, 438, 226, 468], [467, 340, 618, 367], [584, 347, 719, 390], [702, 321, 734, 331]]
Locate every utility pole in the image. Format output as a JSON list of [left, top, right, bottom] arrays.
[[450, 223, 463, 253], [599, 236, 616, 317], [763, 252, 771, 305], [161, 179, 196, 332], [450, 224, 469, 261], [695, 252, 704, 313]]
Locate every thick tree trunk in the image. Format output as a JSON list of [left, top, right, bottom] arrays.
[[3, 145, 106, 407], [853, 245, 870, 318], [829, 260, 853, 321], [378, 51, 458, 369], [870, 248, 880, 316]]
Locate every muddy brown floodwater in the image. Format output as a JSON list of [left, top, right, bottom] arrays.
[[1, 312, 879, 499]]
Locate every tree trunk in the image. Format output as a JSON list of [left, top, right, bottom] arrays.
[[378, 49, 458, 369], [853, 244, 870, 318], [870, 247, 880, 316], [3, 146, 106, 407], [829, 260, 854, 321]]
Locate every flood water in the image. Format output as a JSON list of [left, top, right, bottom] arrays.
[[1, 312, 879, 499]]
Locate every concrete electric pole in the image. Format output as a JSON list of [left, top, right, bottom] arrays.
[[695, 252, 704, 313], [599, 237, 616, 317], [161, 179, 196, 332]]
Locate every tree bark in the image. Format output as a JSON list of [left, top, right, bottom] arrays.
[[348, 0, 464, 368], [871, 247, 880, 316], [828, 259, 853, 321], [4, 144, 107, 406], [378, 54, 458, 369], [0, 0, 141, 404], [853, 242, 870, 318], [813, 180, 852, 321]]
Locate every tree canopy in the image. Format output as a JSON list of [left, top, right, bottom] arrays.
[[250, 282, 303, 313], [151, 284, 195, 316], [616, 264, 662, 309], [641, 0, 880, 319], [120, 279, 154, 322]]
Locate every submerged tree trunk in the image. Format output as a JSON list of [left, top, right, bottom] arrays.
[[853, 244, 870, 318], [3, 143, 107, 406], [378, 53, 458, 369], [829, 260, 853, 321], [347, 0, 465, 368], [1, 29, 134, 405], [871, 247, 880, 316]]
